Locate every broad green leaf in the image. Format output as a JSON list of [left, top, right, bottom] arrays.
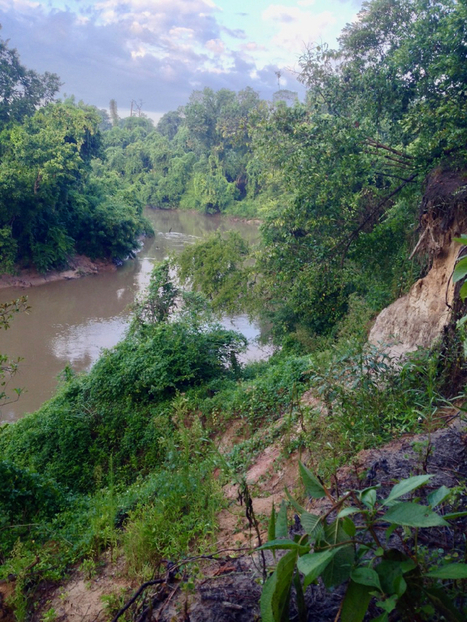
[[375, 555, 416, 596], [299, 462, 326, 499], [268, 504, 276, 543], [427, 485, 451, 508], [426, 564, 467, 579], [338, 507, 360, 518], [260, 550, 297, 622], [351, 567, 382, 590], [297, 549, 339, 588], [381, 502, 448, 527], [453, 257, 467, 283], [301, 511, 321, 538], [259, 539, 309, 554], [285, 487, 305, 514], [376, 595, 398, 614], [320, 519, 355, 587], [358, 484, 380, 496], [393, 575, 407, 597], [443, 511, 467, 520], [457, 313, 467, 327], [276, 500, 288, 539], [453, 235, 467, 245], [293, 569, 307, 622], [261, 570, 279, 622], [382, 475, 432, 505], [362, 488, 376, 508], [385, 523, 398, 540], [341, 580, 373, 622], [321, 544, 354, 588], [460, 282, 467, 301], [342, 517, 356, 537]]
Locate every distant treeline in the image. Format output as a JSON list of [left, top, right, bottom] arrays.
[[2, 0, 467, 349]]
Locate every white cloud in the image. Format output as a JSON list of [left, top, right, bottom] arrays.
[[169, 26, 195, 39], [242, 41, 266, 52], [205, 38, 225, 54], [262, 4, 336, 52], [0, 0, 308, 114]]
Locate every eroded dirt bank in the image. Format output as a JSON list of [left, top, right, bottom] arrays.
[[21, 414, 465, 622], [0, 256, 116, 291]]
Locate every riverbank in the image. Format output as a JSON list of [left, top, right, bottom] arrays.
[[0, 255, 116, 291]]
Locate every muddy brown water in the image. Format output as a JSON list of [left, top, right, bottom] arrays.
[[0, 209, 270, 423]]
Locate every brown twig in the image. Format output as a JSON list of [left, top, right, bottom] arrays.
[[111, 580, 165, 622]]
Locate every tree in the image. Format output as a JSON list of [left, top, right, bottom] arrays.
[[0, 297, 28, 411], [248, 0, 467, 343], [109, 98, 119, 127], [0, 101, 102, 270], [0, 34, 60, 129]]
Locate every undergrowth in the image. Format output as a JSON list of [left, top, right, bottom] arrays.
[[0, 263, 464, 620]]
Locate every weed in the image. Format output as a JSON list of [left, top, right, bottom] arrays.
[[260, 464, 467, 621], [40, 607, 57, 622]]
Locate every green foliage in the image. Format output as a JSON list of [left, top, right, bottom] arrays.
[[261, 468, 467, 621], [292, 342, 448, 475], [244, 0, 467, 343], [0, 297, 29, 410], [0, 266, 246, 492], [0, 99, 148, 271], [0, 33, 60, 129], [176, 231, 253, 315], [123, 419, 220, 574]]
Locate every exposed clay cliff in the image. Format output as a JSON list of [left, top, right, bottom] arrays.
[[369, 168, 467, 358]]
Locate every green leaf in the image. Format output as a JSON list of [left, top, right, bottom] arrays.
[[276, 500, 288, 539], [285, 487, 305, 514], [453, 235, 467, 245], [319, 520, 355, 588], [341, 580, 373, 622], [260, 550, 297, 622], [259, 539, 309, 554], [351, 567, 382, 590], [338, 507, 360, 518], [362, 488, 376, 508], [301, 511, 322, 538], [297, 549, 340, 588], [375, 553, 416, 596], [427, 485, 451, 508], [453, 257, 467, 283], [426, 564, 467, 579], [268, 504, 276, 543], [442, 511, 467, 520], [322, 544, 354, 588], [382, 475, 432, 505], [342, 516, 356, 537], [381, 502, 448, 527], [460, 282, 467, 301], [299, 462, 326, 499], [293, 569, 307, 622], [393, 575, 407, 597], [376, 595, 398, 614]]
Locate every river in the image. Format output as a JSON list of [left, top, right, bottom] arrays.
[[0, 209, 269, 423]]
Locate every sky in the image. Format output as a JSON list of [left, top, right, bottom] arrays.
[[0, 0, 362, 121]]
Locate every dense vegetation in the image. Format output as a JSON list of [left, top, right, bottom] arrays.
[[1, 0, 467, 619], [0, 40, 149, 273]]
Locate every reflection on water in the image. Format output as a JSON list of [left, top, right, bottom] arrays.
[[0, 210, 268, 422]]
